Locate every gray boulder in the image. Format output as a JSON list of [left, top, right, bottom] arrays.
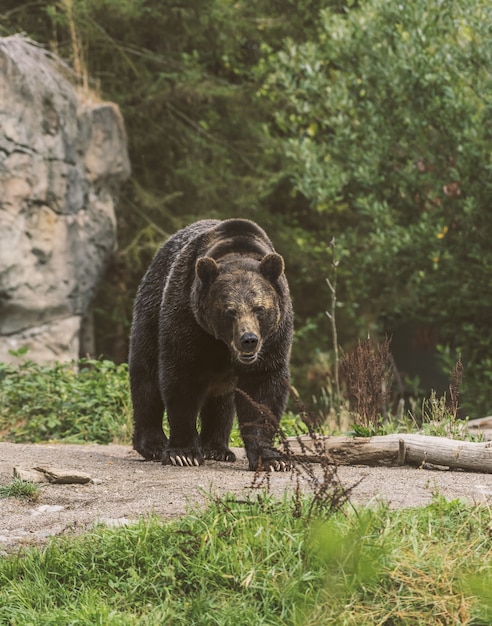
[[0, 35, 130, 363]]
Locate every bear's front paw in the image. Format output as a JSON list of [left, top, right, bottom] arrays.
[[203, 446, 237, 462], [162, 448, 204, 467], [248, 448, 292, 472], [133, 430, 168, 461]]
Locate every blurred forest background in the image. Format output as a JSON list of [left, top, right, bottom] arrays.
[[2, 0, 492, 417]]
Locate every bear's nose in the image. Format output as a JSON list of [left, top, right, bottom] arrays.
[[240, 332, 259, 352]]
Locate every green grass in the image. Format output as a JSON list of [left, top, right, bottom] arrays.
[[1, 357, 491, 624], [0, 478, 40, 502], [0, 494, 491, 625]]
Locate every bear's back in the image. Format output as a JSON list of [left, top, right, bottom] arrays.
[[203, 219, 274, 262]]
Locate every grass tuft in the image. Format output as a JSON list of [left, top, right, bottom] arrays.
[[0, 479, 40, 502]]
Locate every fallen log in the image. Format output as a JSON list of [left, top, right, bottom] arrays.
[[285, 434, 492, 473], [467, 416, 492, 440]]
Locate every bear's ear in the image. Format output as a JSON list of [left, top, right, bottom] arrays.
[[260, 253, 284, 282], [196, 256, 219, 285]]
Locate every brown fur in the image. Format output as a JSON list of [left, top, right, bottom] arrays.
[[129, 219, 293, 470]]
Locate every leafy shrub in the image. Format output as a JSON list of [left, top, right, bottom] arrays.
[[0, 356, 132, 444], [259, 0, 492, 416]]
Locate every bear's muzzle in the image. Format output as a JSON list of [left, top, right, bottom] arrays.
[[240, 332, 259, 351], [235, 332, 262, 364]]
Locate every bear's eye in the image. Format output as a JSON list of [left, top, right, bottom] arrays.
[[225, 308, 237, 319], [254, 305, 266, 316]]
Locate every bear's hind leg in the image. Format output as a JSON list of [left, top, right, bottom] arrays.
[[200, 393, 236, 462], [131, 377, 168, 461]]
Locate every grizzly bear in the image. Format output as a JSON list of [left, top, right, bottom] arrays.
[[129, 218, 293, 471]]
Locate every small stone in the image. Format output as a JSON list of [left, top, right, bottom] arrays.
[[34, 466, 92, 484], [30, 505, 65, 516], [97, 517, 132, 528], [13, 467, 49, 483]]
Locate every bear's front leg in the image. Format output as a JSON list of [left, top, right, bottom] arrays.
[[133, 428, 168, 461], [200, 393, 237, 462], [162, 394, 204, 467], [235, 375, 291, 472]]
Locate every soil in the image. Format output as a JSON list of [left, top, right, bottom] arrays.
[[1, 441, 492, 552]]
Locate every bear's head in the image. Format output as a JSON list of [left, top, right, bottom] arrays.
[[193, 254, 285, 365]]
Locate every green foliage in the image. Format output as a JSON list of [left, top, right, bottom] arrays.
[[0, 495, 491, 623], [415, 390, 479, 441], [0, 0, 332, 364], [3, 0, 492, 415], [0, 356, 132, 444], [0, 355, 307, 446], [259, 0, 492, 415]]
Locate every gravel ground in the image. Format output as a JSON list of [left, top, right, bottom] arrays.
[[1, 442, 492, 551]]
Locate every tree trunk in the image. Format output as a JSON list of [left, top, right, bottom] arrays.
[[286, 434, 492, 473]]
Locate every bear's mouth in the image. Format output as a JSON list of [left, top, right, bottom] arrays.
[[237, 352, 258, 364]]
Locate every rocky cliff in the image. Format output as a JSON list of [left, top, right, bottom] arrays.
[[0, 35, 130, 363]]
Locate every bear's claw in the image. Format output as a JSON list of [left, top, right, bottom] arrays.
[[203, 447, 236, 462], [248, 448, 292, 472], [171, 455, 200, 467], [163, 448, 204, 467], [266, 459, 290, 472]]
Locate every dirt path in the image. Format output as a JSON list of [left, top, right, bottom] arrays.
[[1, 442, 492, 551]]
